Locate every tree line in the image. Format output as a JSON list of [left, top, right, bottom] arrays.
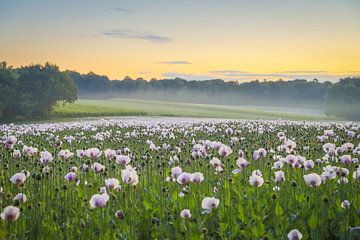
[[0, 61, 359, 120]]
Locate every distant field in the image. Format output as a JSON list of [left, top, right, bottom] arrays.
[[52, 98, 336, 121]]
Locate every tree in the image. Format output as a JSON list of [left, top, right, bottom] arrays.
[[0, 62, 79, 119], [0, 62, 19, 118], [325, 77, 360, 120]]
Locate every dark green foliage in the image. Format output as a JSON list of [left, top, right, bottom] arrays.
[[69, 71, 332, 109], [325, 77, 360, 120], [0, 62, 77, 119]]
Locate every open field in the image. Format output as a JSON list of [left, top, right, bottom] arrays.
[[53, 99, 335, 121], [0, 118, 359, 239]]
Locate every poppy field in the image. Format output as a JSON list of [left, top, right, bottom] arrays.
[[0, 117, 360, 239]]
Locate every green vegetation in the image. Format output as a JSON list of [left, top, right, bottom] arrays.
[[53, 99, 335, 121], [0, 62, 77, 119], [1, 119, 359, 239], [325, 77, 360, 120]]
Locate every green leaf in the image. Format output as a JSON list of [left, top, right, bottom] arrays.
[[275, 203, 283, 216], [308, 212, 318, 229]]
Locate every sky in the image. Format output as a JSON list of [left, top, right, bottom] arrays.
[[1, 0, 360, 82]]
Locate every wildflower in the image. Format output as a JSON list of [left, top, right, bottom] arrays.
[[85, 148, 102, 159], [0, 206, 20, 221], [115, 155, 131, 165], [303, 173, 322, 187], [218, 145, 232, 157], [249, 174, 264, 187], [341, 200, 350, 209], [10, 172, 27, 185], [92, 163, 105, 173], [287, 229, 303, 240], [104, 149, 116, 159], [58, 149, 74, 160], [177, 172, 192, 185], [14, 193, 27, 203], [89, 193, 109, 208], [38, 151, 52, 165], [274, 171, 285, 183], [202, 197, 220, 214], [192, 172, 204, 183], [121, 165, 139, 185], [171, 166, 182, 179], [180, 209, 191, 219], [64, 172, 76, 181], [105, 178, 120, 190]]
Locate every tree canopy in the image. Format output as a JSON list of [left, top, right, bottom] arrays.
[[0, 62, 77, 119]]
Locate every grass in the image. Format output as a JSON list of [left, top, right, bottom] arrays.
[[52, 98, 336, 121]]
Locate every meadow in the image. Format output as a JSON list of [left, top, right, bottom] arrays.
[[0, 117, 359, 239], [53, 98, 334, 121]]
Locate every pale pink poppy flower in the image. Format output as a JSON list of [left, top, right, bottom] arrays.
[[304, 160, 314, 170], [353, 168, 360, 180], [121, 165, 139, 185], [258, 148, 267, 158], [14, 193, 27, 203], [273, 161, 284, 170], [303, 173, 322, 187], [274, 171, 285, 183], [249, 174, 264, 187], [105, 178, 120, 190], [177, 172, 192, 185], [0, 206, 20, 221], [22, 145, 38, 156], [237, 158, 250, 169], [40, 151, 53, 164], [70, 166, 78, 172], [80, 164, 89, 172], [191, 172, 204, 183], [171, 166, 182, 179], [286, 155, 297, 164], [115, 155, 131, 165], [287, 229, 303, 240], [12, 150, 21, 159], [292, 161, 301, 169], [277, 131, 285, 139], [180, 209, 191, 219], [210, 158, 222, 168], [3, 136, 17, 149], [253, 150, 260, 161], [64, 172, 76, 181], [10, 172, 27, 185], [347, 130, 355, 138], [342, 142, 354, 151], [341, 200, 350, 209], [324, 129, 334, 137], [85, 148, 102, 159], [225, 127, 233, 135], [339, 155, 352, 164], [104, 149, 116, 159], [284, 140, 296, 153], [218, 145, 233, 157], [92, 163, 105, 173], [76, 150, 85, 159], [89, 193, 109, 208], [202, 197, 220, 214], [322, 143, 336, 156], [58, 149, 74, 160]]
